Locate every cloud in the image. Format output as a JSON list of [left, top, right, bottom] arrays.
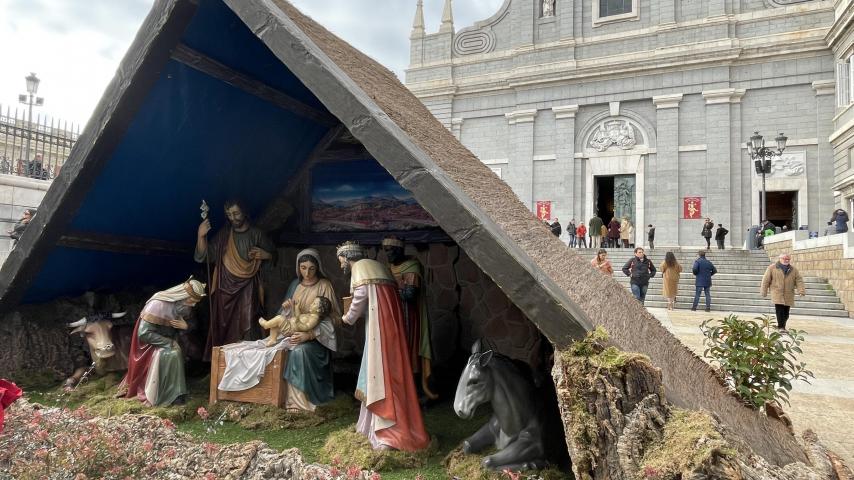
[[0, 0, 503, 126]]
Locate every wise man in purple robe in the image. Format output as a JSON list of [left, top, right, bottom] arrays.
[[195, 200, 275, 358]]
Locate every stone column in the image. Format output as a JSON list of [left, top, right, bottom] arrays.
[[652, 94, 683, 246], [553, 105, 579, 222], [702, 88, 745, 246], [505, 109, 538, 209], [813, 80, 836, 230]]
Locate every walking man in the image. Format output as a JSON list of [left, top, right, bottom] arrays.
[[714, 224, 729, 250], [622, 247, 656, 304], [589, 213, 604, 249], [568, 219, 577, 248], [760, 254, 805, 331], [691, 250, 717, 312], [647, 224, 655, 250]]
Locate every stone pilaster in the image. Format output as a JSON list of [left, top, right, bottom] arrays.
[[702, 88, 745, 244], [512, 0, 535, 48], [553, 105, 579, 222], [652, 94, 682, 246], [813, 80, 836, 230], [451, 117, 463, 140], [505, 109, 537, 209]]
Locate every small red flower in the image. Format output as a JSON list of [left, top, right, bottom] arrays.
[[197, 406, 210, 420], [203, 472, 217, 480], [34, 448, 48, 459], [143, 440, 154, 452], [330, 466, 341, 477], [331, 455, 341, 466], [203, 442, 219, 455], [161, 418, 176, 429], [502, 468, 521, 480], [346, 465, 361, 480], [368, 471, 382, 480]]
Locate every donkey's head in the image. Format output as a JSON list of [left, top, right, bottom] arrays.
[[454, 339, 495, 420]]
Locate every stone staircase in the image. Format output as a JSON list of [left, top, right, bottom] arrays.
[[576, 247, 850, 318]]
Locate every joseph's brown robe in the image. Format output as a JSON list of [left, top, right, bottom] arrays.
[[197, 226, 274, 359]]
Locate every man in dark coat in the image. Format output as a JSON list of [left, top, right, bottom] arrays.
[[550, 218, 562, 237], [714, 224, 729, 250], [567, 219, 577, 247], [691, 250, 717, 312], [647, 224, 655, 250], [622, 247, 656, 304]]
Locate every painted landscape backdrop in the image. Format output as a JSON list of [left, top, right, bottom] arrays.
[[311, 160, 438, 232]]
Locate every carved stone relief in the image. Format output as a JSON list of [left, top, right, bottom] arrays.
[[767, 151, 806, 178], [588, 120, 638, 152]]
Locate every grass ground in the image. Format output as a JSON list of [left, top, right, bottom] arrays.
[[20, 372, 501, 480]]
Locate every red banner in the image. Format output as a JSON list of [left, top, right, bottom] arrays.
[[536, 201, 552, 221], [683, 197, 702, 219]]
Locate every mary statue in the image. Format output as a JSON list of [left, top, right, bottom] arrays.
[[279, 248, 341, 411]]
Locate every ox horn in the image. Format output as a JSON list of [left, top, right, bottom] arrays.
[[112, 312, 127, 319], [67, 318, 87, 328]]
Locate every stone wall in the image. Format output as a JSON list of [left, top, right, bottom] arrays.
[[764, 231, 854, 317]]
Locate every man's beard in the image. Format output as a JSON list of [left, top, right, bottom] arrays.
[[341, 262, 351, 276]]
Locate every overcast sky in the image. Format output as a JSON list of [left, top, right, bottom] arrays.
[[0, 0, 503, 128]]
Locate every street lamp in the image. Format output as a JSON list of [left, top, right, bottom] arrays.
[[747, 131, 787, 224], [18, 72, 44, 165]]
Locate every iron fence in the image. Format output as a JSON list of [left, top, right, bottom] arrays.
[[0, 104, 80, 180]]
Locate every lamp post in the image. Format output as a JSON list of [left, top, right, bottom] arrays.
[[18, 72, 44, 163], [747, 131, 787, 225]]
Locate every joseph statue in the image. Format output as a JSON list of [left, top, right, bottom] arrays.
[[196, 200, 275, 358]]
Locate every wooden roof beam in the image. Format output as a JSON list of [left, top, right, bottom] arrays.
[[170, 43, 337, 127]]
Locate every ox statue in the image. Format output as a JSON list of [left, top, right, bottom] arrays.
[[454, 339, 547, 471], [65, 312, 134, 389]]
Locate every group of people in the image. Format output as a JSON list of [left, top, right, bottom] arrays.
[[563, 214, 635, 249], [118, 200, 433, 452], [700, 218, 729, 250], [589, 247, 804, 331]]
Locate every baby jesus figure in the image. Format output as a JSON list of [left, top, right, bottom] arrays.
[[258, 296, 332, 347]]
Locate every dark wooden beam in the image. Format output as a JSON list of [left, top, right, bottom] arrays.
[[279, 229, 451, 246], [316, 146, 373, 162], [282, 124, 346, 197], [58, 231, 193, 257], [171, 44, 337, 127]]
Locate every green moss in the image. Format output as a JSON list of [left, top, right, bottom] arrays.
[[319, 426, 438, 471], [443, 447, 571, 480], [206, 394, 356, 430], [8, 368, 64, 391], [640, 409, 736, 479]]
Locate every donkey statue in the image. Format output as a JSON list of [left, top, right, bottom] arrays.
[[453, 339, 547, 471]]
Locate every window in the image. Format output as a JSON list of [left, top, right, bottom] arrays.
[[599, 0, 632, 17], [837, 59, 850, 108], [593, 0, 639, 26]]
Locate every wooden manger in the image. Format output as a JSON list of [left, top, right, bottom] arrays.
[[209, 345, 288, 407]]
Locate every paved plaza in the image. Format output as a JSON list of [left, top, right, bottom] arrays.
[[650, 307, 854, 464]]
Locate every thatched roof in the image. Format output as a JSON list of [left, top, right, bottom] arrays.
[[0, 0, 804, 464]]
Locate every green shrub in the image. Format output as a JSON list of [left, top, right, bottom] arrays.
[[699, 314, 813, 408]]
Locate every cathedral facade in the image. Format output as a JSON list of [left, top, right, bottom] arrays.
[[405, 0, 837, 247]]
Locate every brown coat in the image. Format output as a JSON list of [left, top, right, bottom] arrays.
[[660, 261, 682, 299], [761, 263, 805, 307]]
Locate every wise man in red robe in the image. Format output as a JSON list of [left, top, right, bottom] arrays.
[[338, 241, 430, 452], [196, 200, 274, 359]]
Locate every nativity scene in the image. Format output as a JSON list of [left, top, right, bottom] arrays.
[[0, 0, 847, 478]]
